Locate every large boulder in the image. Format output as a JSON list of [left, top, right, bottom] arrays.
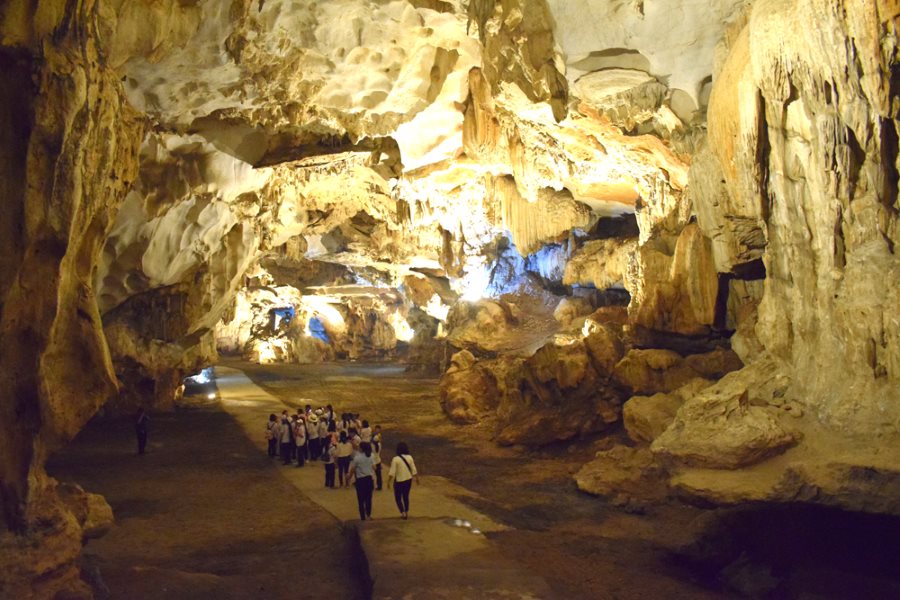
[[652, 368, 798, 469], [575, 445, 669, 507], [493, 341, 624, 446], [623, 378, 712, 443], [439, 350, 500, 423], [612, 349, 699, 395], [440, 339, 625, 446]]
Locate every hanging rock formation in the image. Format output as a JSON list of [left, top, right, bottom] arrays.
[[2, 0, 900, 595]]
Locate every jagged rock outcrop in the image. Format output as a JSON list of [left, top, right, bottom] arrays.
[[4, 0, 900, 593], [0, 1, 144, 596], [441, 323, 627, 445], [624, 378, 713, 443], [575, 446, 669, 507]]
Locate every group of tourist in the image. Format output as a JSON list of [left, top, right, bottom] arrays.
[[265, 405, 419, 521]]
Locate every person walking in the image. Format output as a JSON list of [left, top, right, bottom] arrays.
[[265, 414, 278, 457], [387, 442, 419, 519], [349, 442, 376, 521], [360, 420, 372, 443], [135, 408, 150, 455], [336, 432, 353, 487]]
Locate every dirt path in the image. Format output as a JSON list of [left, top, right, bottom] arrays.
[[232, 359, 724, 599], [47, 397, 365, 600]]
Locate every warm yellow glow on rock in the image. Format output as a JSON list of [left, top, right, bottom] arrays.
[[389, 312, 415, 342]]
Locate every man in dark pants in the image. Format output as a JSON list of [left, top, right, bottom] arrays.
[[135, 408, 149, 454]]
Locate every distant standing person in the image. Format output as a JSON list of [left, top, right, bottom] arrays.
[[135, 408, 149, 455], [279, 414, 293, 465], [307, 413, 320, 461], [349, 441, 376, 521], [322, 436, 337, 488], [265, 414, 278, 457], [387, 442, 419, 520], [360, 420, 372, 443], [336, 432, 353, 487], [293, 416, 307, 467]]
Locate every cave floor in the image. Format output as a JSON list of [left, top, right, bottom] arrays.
[[47, 359, 900, 598], [47, 359, 725, 599], [223, 359, 725, 600]]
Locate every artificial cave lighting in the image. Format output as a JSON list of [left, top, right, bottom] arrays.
[[185, 367, 214, 385], [459, 261, 493, 302], [389, 312, 415, 342], [423, 293, 451, 322]]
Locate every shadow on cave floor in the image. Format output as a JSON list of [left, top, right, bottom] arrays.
[[236, 359, 900, 600], [47, 359, 900, 599], [46, 399, 365, 600]]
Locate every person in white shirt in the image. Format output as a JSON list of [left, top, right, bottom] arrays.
[[336, 432, 354, 487], [387, 442, 419, 519], [293, 416, 307, 467], [359, 420, 372, 443], [372, 429, 383, 490], [278, 413, 292, 465], [322, 436, 337, 488], [265, 414, 278, 457], [307, 414, 320, 461]]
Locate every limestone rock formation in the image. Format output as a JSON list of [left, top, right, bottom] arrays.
[[652, 363, 798, 469], [624, 378, 712, 444], [562, 237, 637, 290], [3, 0, 900, 593], [575, 445, 669, 507]]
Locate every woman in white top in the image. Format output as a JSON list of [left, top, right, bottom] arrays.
[[359, 420, 372, 443], [293, 417, 307, 467], [335, 431, 354, 487], [387, 442, 419, 519]]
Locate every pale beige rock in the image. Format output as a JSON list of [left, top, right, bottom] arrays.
[[574, 445, 669, 507], [623, 378, 712, 444], [562, 238, 637, 290], [612, 349, 701, 395], [625, 223, 719, 336], [652, 365, 798, 469], [552, 296, 593, 328]]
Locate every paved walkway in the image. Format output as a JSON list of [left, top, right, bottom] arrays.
[[213, 366, 552, 599]]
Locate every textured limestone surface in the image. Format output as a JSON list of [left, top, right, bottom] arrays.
[[3, 0, 900, 595]]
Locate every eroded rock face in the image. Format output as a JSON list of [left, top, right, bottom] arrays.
[[1, 3, 144, 595], [575, 446, 669, 508], [440, 323, 627, 445], [624, 378, 713, 444], [652, 361, 798, 469], [4, 0, 900, 592]]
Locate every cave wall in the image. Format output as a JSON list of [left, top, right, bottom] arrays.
[[0, 1, 143, 596], [692, 0, 900, 433], [1, 0, 899, 595]]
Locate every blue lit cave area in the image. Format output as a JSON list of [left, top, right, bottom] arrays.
[[4, 1, 900, 599]]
